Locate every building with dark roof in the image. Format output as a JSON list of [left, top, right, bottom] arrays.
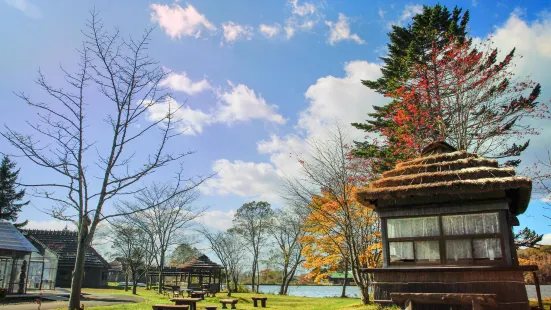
[[23, 229, 110, 288], [1, 221, 59, 293]]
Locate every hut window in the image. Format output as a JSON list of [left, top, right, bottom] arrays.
[[473, 238, 502, 260], [442, 213, 500, 235], [387, 216, 439, 238], [446, 239, 472, 261], [415, 241, 440, 262], [389, 242, 414, 262]]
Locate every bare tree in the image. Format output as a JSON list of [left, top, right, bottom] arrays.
[[531, 149, 551, 209], [200, 228, 245, 296], [2, 12, 208, 309], [269, 207, 305, 295], [232, 201, 274, 293], [122, 182, 204, 293], [282, 124, 381, 305], [107, 219, 155, 294]]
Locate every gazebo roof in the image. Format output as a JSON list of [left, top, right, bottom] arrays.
[[177, 254, 223, 270], [356, 142, 532, 215]]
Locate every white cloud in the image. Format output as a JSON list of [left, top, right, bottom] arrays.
[[299, 61, 386, 136], [149, 3, 216, 39], [325, 13, 365, 46], [200, 159, 283, 202], [202, 61, 388, 200], [221, 21, 254, 44], [284, 0, 321, 39], [145, 82, 286, 135], [160, 71, 211, 95], [472, 0, 478, 7], [388, 4, 423, 28], [378, 8, 386, 19], [289, 0, 317, 16], [25, 220, 74, 231], [195, 210, 235, 231], [259, 23, 282, 38], [542, 233, 551, 245], [488, 11, 551, 144], [146, 97, 212, 135], [4, 0, 41, 19], [215, 82, 286, 125]]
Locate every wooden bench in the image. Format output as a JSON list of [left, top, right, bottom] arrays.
[[205, 306, 217, 310], [251, 296, 267, 307], [391, 293, 498, 309], [190, 291, 206, 300], [220, 299, 239, 309], [170, 298, 202, 310], [152, 305, 189, 310]]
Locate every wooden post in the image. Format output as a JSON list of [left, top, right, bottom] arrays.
[[405, 299, 413, 310], [533, 271, 543, 309]]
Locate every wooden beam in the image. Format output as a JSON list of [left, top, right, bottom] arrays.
[[390, 293, 498, 308]]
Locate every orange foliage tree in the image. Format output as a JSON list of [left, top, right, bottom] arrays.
[[283, 125, 381, 304]]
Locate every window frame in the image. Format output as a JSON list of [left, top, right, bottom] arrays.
[[385, 211, 506, 266]]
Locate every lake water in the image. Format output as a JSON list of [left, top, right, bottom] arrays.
[[252, 284, 551, 299]]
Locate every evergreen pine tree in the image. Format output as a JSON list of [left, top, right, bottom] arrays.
[[0, 155, 29, 224], [352, 4, 470, 173]]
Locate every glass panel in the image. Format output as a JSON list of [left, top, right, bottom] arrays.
[[446, 239, 472, 261], [415, 241, 440, 262], [27, 261, 43, 290], [387, 217, 439, 238], [473, 238, 502, 260], [389, 242, 414, 262], [443, 213, 500, 235], [0, 257, 13, 290]]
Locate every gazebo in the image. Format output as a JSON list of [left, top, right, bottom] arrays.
[[356, 142, 539, 309], [150, 254, 224, 293]]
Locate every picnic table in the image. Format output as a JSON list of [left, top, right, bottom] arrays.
[[170, 298, 202, 310], [190, 291, 206, 299], [152, 305, 189, 310]]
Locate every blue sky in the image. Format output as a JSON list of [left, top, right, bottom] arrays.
[[1, 0, 551, 250]]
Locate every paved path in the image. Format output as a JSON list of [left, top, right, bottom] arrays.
[[0, 291, 146, 310]]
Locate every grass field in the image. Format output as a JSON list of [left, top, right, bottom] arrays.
[[58, 285, 550, 310], [76, 286, 397, 310]]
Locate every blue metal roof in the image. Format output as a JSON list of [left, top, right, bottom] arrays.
[[0, 221, 39, 253]]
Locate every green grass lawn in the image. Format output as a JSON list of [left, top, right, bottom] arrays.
[[76, 286, 397, 310], [57, 286, 549, 310]]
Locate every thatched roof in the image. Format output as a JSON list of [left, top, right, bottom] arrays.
[[177, 254, 223, 270], [356, 142, 532, 215]]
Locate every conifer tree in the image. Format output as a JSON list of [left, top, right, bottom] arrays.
[[352, 4, 470, 173], [0, 155, 29, 224]]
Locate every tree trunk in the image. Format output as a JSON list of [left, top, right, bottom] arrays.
[[125, 267, 129, 292], [67, 229, 89, 310], [225, 268, 231, 297], [256, 265, 260, 293], [251, 260, 256, 293], [278, 263, 289, 295], [131, 268, 137, 295], [283, 264, 298, 295], [340, 263, 348, 298], [352, 267, 370, 305], [158, 252, 165, 294]]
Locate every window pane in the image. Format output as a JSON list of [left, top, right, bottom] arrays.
[[446, 239, 472, 261], [387, 217, 439, 238], [389, 242, 414, 262], [415, 241, 440, 262], [443, 213, 500, 235], [473, 238, 502, 260]]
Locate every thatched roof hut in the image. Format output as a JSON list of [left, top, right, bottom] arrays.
[[358, 142, 537, 310], [356, 141, 531, 215]]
